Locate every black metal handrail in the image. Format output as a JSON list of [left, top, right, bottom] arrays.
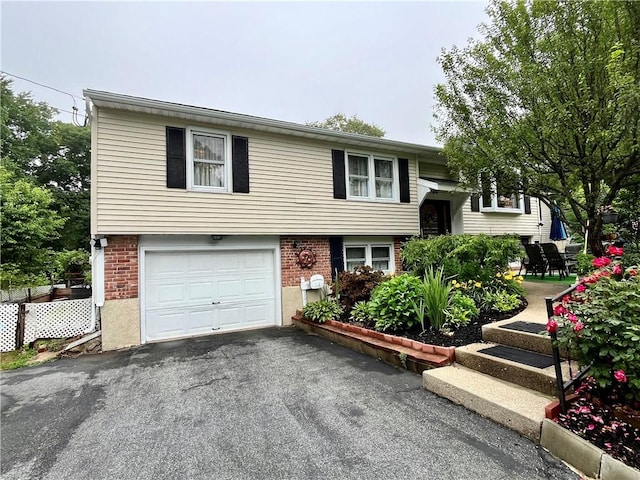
[[545, 283, 592, 414]]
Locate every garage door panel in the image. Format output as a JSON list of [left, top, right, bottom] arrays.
[[144, 248, 277, 342], [147, 253, 187, 277]]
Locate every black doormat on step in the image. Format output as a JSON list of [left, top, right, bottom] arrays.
[[498, 321, 547, 335], [479, 345, 555, 369]]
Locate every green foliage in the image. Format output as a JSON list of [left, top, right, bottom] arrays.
[[1, 78, 91, 252], [306, 113, 385, 137], [484, 291, 522, 313], [420, 267, 452, 331], [552, 267, 640, 401], [0, 348, 37, 370], [337, 266, 387, 314], [0, 165, 66, 288], [434, 1, 640, 257], [350, 301, 373, 324], [576, 253, 596, 276], [53, 250, 91, 282], [301, 300, 343, 324], [402, 234, 523, 282], [445, 292, 479, 329], [369, 274, 425, 332]]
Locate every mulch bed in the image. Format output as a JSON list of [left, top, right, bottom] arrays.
[[342, 298, 528, 348], [556, 377, 640, 470]]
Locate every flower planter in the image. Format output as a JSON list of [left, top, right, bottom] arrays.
[[292, 314, 455, 374]]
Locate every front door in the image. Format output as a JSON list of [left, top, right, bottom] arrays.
[[420, 200, 452, 237]]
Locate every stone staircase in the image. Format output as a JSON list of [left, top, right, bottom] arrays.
[[423, 282, 571, 441]]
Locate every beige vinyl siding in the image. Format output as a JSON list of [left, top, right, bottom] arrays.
[[418, 161, 452, 180], [94, 109, 419, 236], [462, 196, 553, 242]]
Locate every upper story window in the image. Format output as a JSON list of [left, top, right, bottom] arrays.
[[480, 174, 523, 213], [187, 127, 231, 192], [347, 152, 397, 201]]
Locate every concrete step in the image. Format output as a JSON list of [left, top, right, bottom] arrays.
[[455, 343, 571, 396], [423, 365, 553, 441], [482, 318, 553, 355]]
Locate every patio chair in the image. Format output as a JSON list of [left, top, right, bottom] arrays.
[[519, 243, 548, 279], [563, 244, 582, 273], [541, 243, 570, 279]]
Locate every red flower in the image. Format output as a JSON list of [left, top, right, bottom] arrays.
[[546, 319, 558, 334], [614, 370, 627, 383], [613, 264, 622, 275], [573, 321, 584, 332], [576, 284, 587, 293], [630, 269, 638, 276], [607, 245, 624, 256], [592, 257, 611, 268], [568, 313, 578, 323], [562, 294, 572, 304], [553, 304, 568, 316]]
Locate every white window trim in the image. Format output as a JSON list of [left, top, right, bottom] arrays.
[[186, 126, 232, 193], [345, 151, 399, 202], [480, 179, 524, 214], [343, 241, 395, 274]]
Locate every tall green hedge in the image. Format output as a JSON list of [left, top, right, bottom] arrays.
[[401, 234, 523, 283]]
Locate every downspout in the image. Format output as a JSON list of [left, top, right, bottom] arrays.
[[89, 237, 106, 333]]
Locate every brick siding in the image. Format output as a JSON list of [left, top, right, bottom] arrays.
[[104, 235, 139, 300], [281, 236, 332, 287]]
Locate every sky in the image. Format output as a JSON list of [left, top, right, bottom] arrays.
[[1, 1, 489, 146]]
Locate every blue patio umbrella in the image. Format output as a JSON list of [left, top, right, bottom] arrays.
[[550, 205, 568, 241]]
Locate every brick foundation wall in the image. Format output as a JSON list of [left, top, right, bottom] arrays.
[[281, 236, 332, 287], [104, 235, 139, 300]]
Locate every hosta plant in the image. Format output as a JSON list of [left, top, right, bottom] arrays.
[[302, 300, 343, 324], [369, 274, 425, 332]]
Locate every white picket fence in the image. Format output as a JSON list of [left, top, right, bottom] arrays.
[[0, 298, 93, 352]]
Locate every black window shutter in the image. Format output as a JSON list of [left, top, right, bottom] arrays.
[[471, 194, 480, 212], [329, 237, 344, 280], [398, 158, 410, 203], [166, 127, 186, 189], [232, 136, 250, 193], [331, 150, 346, 199], [524, 195, 532, 214]]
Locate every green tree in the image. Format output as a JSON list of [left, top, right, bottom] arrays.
[[434, 0, 640, 256], [1, 77, 90, 251], [0, 164, 67, 288], [307, 113, 385, 137]]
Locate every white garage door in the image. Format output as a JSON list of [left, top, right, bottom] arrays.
[[144, 249, 276, 342]]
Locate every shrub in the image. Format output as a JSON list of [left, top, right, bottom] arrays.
[[549, 255, 640, 401], [350, 301, 373, 324], [484, 290, 522, 313], [369, 274, 425, 332], [302, 300, 343, 323], [401, 234, 523, 282], [336, 266, 387, 314], [445, 292, 479, 328], [576, 252, 596, 275]]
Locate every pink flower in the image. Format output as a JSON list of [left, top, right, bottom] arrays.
[[607, 245, 624, 256], [562, 294, 571, 304], [592, 257, 611, 268], [583, 275, 598, 284], [587, 424, 595, 430], [630, 269, 638, 277], [613, 264, 622, 275], [576, 284, 586, 293], [568, 313, 578, 323], [614, 370, 627, 383], [576, 405, 591, 414], [546, 319, 558, 334], [553, 304, 567, 316], [573, 322, 584, 332]]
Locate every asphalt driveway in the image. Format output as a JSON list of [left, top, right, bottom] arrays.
[[1, 327, 577, 480]]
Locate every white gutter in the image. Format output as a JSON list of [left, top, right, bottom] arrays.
[[83, 89, 445, 158]]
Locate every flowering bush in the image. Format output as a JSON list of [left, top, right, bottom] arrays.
[[547, 247, 640, 400], [451, 271, 524, 314]]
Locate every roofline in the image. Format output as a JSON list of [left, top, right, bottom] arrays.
[[83, 89, 444, 157]]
